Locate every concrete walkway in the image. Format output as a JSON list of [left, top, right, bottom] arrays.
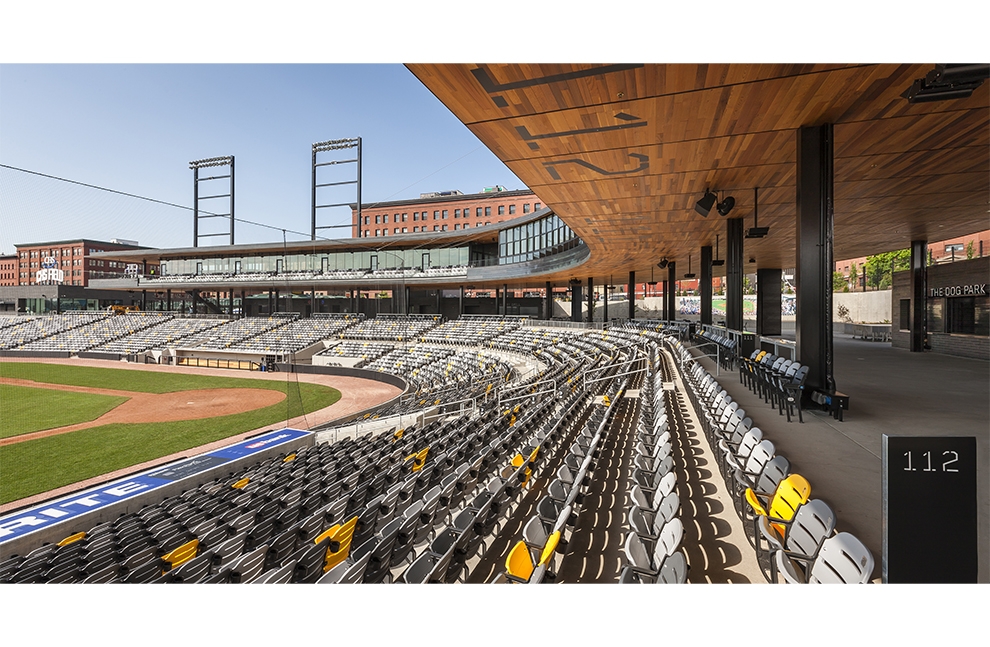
[[685, 334, 989, 583]]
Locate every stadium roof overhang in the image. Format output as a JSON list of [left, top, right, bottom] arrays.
[[406, 64, 989, 282]]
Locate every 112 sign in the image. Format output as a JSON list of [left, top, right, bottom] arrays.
[[903, 450, 959, 472]]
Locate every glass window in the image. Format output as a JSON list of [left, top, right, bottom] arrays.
[[454, 209, 460, 218], [454, 224, 460, 230], [523, 203, 530, 214], [433, 211, 439, 220], [485, 206, 491, 217], [375, 215, 381, 224], [442, 210, 448, 219], [945, 297, 979, 334], [509, 204, 516, 214], [433, 225, 439, 231], [476, 207, 482, 217], [498, 205, 505, 215], [928, 298, 943, 333], [402, 227, 408, 233], [535, 202, 541, 210], [442, 225, 448, 231], [394, 228, 400, 234], [402, 213, 407, 222], [463, 222, 470, 229]]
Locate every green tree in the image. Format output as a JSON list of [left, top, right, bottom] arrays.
[[967, 240, 975, 260], [833, 271, 847, 292], [865, 249, 910, 290], [849, 262, 859, 290]]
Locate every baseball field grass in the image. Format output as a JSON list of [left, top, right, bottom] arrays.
[[0, 362, 341, 505], [0, 384, 129, 439]]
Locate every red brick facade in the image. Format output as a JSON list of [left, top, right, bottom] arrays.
[[351, 189, 540, 238], [0, 254, 16, 287], [13, 239, 157, 287]]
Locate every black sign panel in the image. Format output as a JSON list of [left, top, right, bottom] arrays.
[[882, 435, 978, 583]]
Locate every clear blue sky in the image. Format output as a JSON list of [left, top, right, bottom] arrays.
[[0, 3, 975, 257], [0, 64, 526, 252]]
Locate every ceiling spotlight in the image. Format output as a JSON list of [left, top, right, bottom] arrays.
[[657, 258, 669, 269], [711, 234, 725, 267], [745, 187, 770, 239], [902, 64, 989, 103], [695, 189, 717, 217], [684, 254, 696, 279], [716, 196, 735, 216], [749, 257, 756, 264]]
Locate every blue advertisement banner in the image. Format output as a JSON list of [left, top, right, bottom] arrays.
[[0, 428, 310, 544]]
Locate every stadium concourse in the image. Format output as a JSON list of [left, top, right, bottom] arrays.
[[0, 312, 880, 584]]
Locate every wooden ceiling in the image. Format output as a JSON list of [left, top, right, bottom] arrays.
[[407, 64, 989, 287]]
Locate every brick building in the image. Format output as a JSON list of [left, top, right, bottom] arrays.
[[836, 230, 990, 291], [351, 188, 540, 238], [13, 239, 157, 287], [0, 254, 17, 287]]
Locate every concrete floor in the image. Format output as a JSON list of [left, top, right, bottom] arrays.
[[685, 334, 989, 583]]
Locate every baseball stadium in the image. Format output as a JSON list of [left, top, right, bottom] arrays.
[[0, 61, 987, 590]]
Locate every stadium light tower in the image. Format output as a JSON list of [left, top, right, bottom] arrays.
[[190, 156, 235, 247], [312, 138, 362, 240]]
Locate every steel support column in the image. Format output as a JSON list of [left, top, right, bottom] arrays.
[[503, 284, 508, 316], [795, 123, 836, 398], [545, 281, 552, 320], [628, 271, 636, 320], [910, 239, 927, 352], [726, 219, 744, 331], [166, 289, 171, 312], [662, 280, 668, 320], [587, 277, 594, 323], [459, 286, 465, 316], [756, 268, 782, 336], [700, 246, 713, 325], [603, 284, 609, 323], [666, 263, 676, 321], [571, 283, 582, 322]]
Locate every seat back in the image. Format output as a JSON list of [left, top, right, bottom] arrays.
[[755, 455, 790, 494], [742, 439, 775, 475], [808, 532, 874, 584], [656, 550, 688, 584], [767, 474, 812, 534], [654, 517, 684, 564], [785, 499, 836, 559], [623, 532, 652, 571]]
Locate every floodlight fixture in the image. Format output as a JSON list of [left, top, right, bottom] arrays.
[[684, 254, 696, 279], [657, 257, 669, 269], [695, 189, 717, 217], [745, 187, 770, 239], [902, 64, 988, 103]]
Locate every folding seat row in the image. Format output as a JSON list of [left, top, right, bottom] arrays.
[[739, 350, 809, 422], [662, 335, 875, 584]]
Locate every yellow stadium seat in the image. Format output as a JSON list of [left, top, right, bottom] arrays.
[[231, 477, 250, 489], [745, 473, 811, 540], [57, 532, 86, 547], [324, 516, 358, 572], [505, 541, 535, 582], [162, 539, 199, 572]]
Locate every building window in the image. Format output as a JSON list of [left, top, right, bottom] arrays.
[[401, 213, 407, 222], [523, 203, 530, 214], [413, 212, 419, 221], [433, 210, 439, 220], [433, 225, 439, 231], [485, 207, 491, 217], [535, 202, 541, 210], [394, 228, 400, 234], [476, 207, 482, 217], [509, 204, 516, 215], [498, 205, 505, 215], [442, 210, 448, 219], [454, 224, 460, 230], [375, 229, 380, 236], [454, 209, 460, 218], [375, 215, 381, 224], [442, 225, 448, 231], [945, 296, 989, 335], [402, 227, 408, 233], [463, 222, 470, 229]]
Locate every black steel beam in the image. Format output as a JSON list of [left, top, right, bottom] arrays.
[[700, 246, 712, 325], [628, 271, 636, 320], [726, 219, 744, 331], [796, 123, 836, 398], [756, 268, 782, 336], [910, 239, 927, 352]]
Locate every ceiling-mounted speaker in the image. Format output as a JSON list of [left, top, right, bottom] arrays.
[[695, 190, 717, 217], [716, 196, 735, 216]]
